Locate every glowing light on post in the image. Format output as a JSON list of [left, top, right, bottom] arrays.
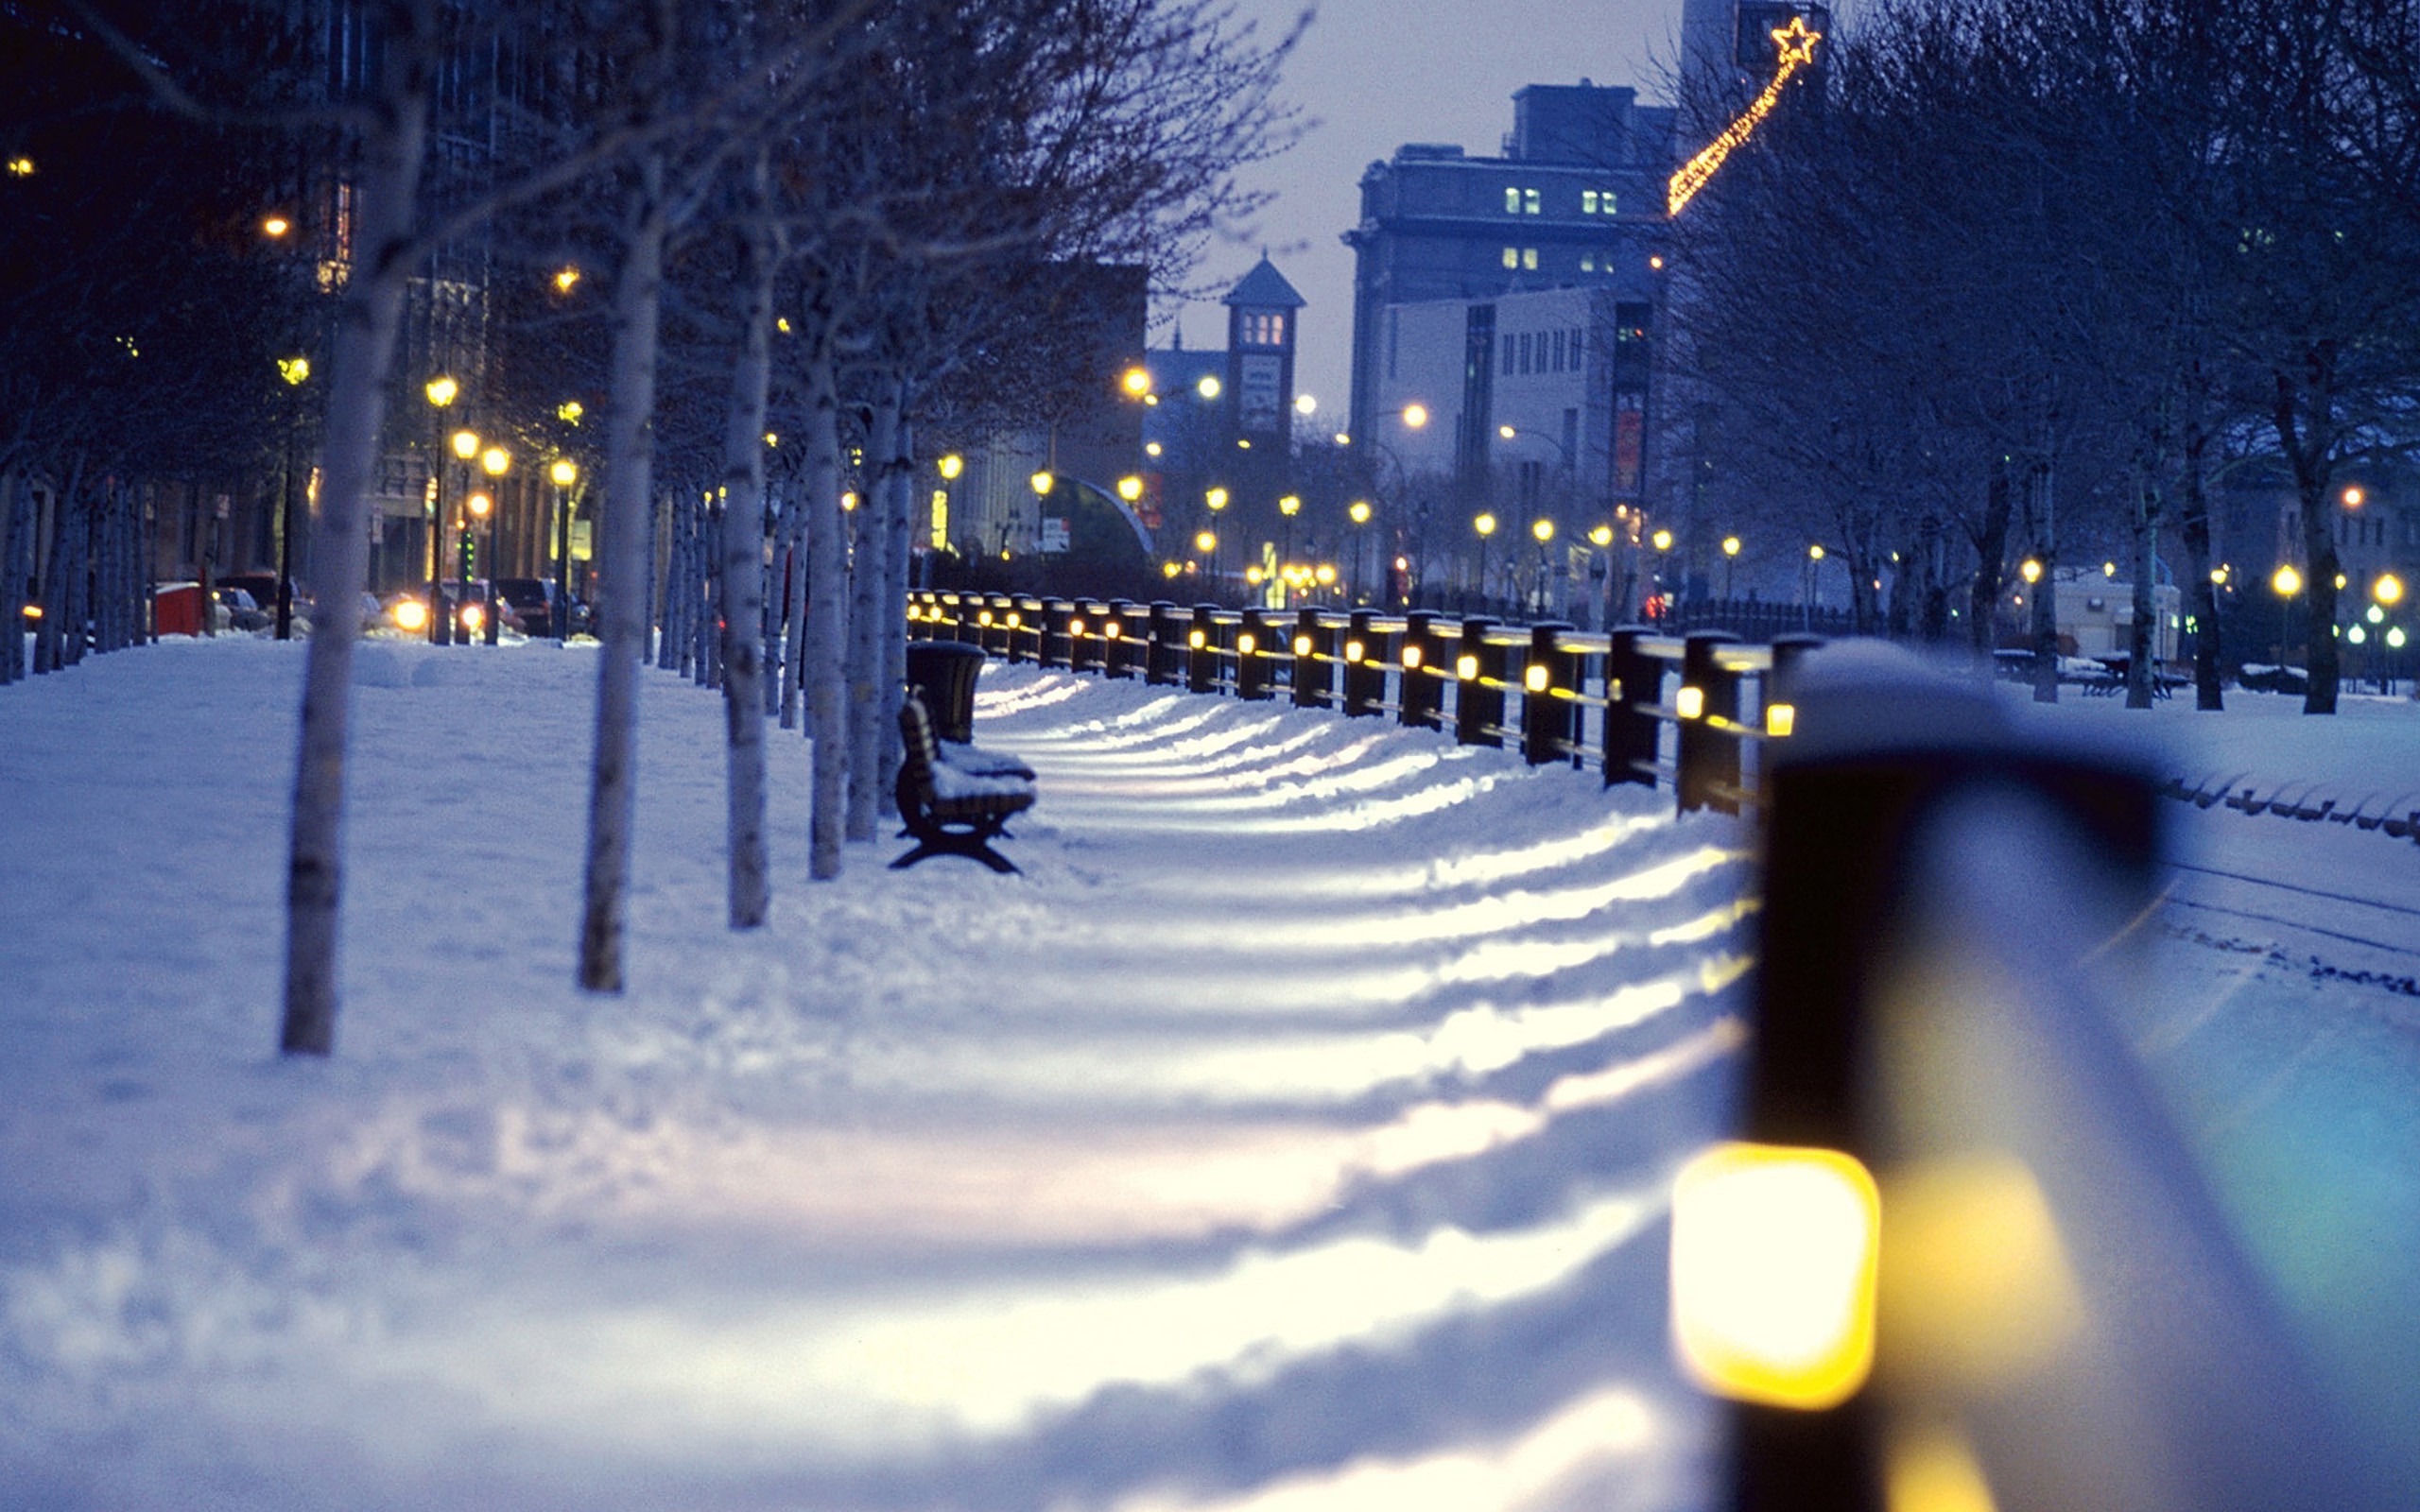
[[1590, 525, 1616, 548], [1197, 375, 1222, 401], [1279, 494, 1302, 518], [1532, 518, 1555, 543], [1475, 513, 1497, 538], [939, 454, 964, 481], [1723, 536, 1741, 558], [451, 429, 480, 460], [1670, 1142, 1880, 1410], [1766, 703, 1797, 738], [1293, 634, 1313, 657], [1456, 653, 1480, 680], [1402, 403, 1430, 429], [1652, 529, 1673, 553], [2343, 486, 2366, 508], [2020, 558, 2043, 585], [1676, 685, 1706, 721], [1117, 475, 1145, 503], [262, 215, 291, 238], [1206, 487, 1229, 512], [1121, 367, 1152, 399], [553, 266, 580, 293], [426, 376, 459, 409], [1349, 500, 1372, 525], [481, 446, 510, 477], [2272, 563, 2303, 598], [2377, 574, 2406, 608], [467, 491, 493, 519], [558, 400, 584, 424], [1031, 472, 1054, 496], [1525, 662, 1550, 693], [5, 156, 32, 177], [1295, 393, 1319, 416], [1668, 16, 1825, 215], [1196, 530, 1218, 554]]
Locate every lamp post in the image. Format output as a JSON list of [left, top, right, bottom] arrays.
[[424, 378, 459, 644], [1651, 527, 1674, 624], [1530, 517, 1556, 618], [1474, 511, 1498, 614], [274, 355, 311, 640], [1279, 493, 1302, 592], [550, 458, 578, 642], [1721, 535, 1741, 604], [1348, 498, 1373, 604], [2377, 575, 2407, 694], [478, 445, 510, 644], [1204, 487, 1228, 597], [2271, 563, 2303, 667], [441, 428, 478, 642], [1806, 543, 1826, 630]]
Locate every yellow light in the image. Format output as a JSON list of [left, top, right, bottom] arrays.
[[2214, 567, 2232, 586], [1650, 254, 1667, 270], [1146, 441, 1163, 457], [842, 491, 857, 511], [1456, 653, 1479, 680], [481, 446, 510, 476], [1188, 628, 1206, 649], [776, 318, 791, 334], [1669, 1142, 1879, 1411], [467, 491, 492, 518], [1885, 1424, 1999, 1512], [938, 454, 964, 480], [978, 610, 994, 627], [2343, 485, 2366, 508], [1349, 500, 1372, 525], [1196, 531, 1218, 553], [1591, 525, 1615, 548], [1293, 634, 1313, 657], [278, 355, 311, 387], [1103, 621, 1121, 640], [2377, 574, 2405, 607], [449, 429, 479, 459], [2273, 563, 2302, 597], [1398, 644, 1425, 672], [1197, 374, 1222, 401], [558, 400, 584, 424], [1206, 488, 1229, 511], [553, 266, 580, 293], [1031, 472, 1054, 496], [1164, 561, 1182, 578], [391, 598, 429, 632], [1246, 566, 1265, 586], [1121, 368, 1152, 398], [545, 459, 575, 488], [1498, 423, 1517, 440], [1345, 640, 1366, 663], [426, 376, 459, 408], [2335, 573, 2348, 591], [1237, 632, 1256, 656], [1532, 518, 1555, 543], [1723, 536, 1741, 558], [1067, 618, 1084, 636], [765, 432, 779, 448], [1296, 392, 1320, 416], [2103, 560, 2118, 577], [1676, 685, 1705, 720], [1668, 16, 1824, 215], [1117, 475, 1145, 503], [1402, 403, 1429, 429], [459, 602, 486, 633], [262, 215, 290, 238], [1316, 563, 1337, 586], [2020, 558, 2043, 585], [1475, 512, 1497, 537], [1279, 494, 1301, 516], [5, 156, 32, 177], [21, 604, 42, 620], [1809, 543, 1826, 562], [1652, 529, 1673, 552], [1525, 662, 1550, 693], [1004, 611, 1021, 628], [1766, 703, 1797, 738]]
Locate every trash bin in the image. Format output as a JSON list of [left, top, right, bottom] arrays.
[[905, 641, 987, 745]]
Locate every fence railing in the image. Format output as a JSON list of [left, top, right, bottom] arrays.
[[908, 591, 1824, 816]]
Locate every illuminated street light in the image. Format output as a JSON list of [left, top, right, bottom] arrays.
[[1197, 374, 1222, 401], [2343, 486, 2366, 508], [554, 266, 580, 294], [1196, 530, 1218, 554], [1030, 472, 1054, 496], [451, 429, 480, 460], [1531, 518, 1554, 543], [2021, 558, 2043, 585], [1475, 512, 1497, 537], [550, 459, 578, 488], [938, 454, 964, 480], [1402, 403, 1430, 429], [467, 491, 493, 519], [262, 215, 291, 238], [2377, 574, 2406, 608], [425, 376, 459, 409], [1348, 500, 1372, 525], [1121, 367, 1152, 398], [1295, 392, 1319, 416], [481, 446, 510, 476], [1652, 528, 1674, 553], [1590, 524, 1615, 548], [1498, 423, 1517, 440], [1205, 487, 1229, 512], [1117, 475, 1145, 503], [2273, 563, 2303, 597], [557, 400, 584, 424]]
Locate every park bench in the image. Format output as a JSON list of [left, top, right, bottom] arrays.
[[892, 693, 1036, 875]]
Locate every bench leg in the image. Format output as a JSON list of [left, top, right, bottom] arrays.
[[890, 833, 1022, 875]]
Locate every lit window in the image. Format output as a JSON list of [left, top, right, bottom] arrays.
[[1502, 247, 1519, 269], [1582, 253, 1596, 272], [1505, 186, 1522, 215], [1524, 187, 1542, 215], [1598, 188, 1620, 215], [1523, 248, 1539, 271], [1582, 190, 1599, 215]]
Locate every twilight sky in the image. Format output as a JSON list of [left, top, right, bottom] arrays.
[[1173, 0, 1689, 423]]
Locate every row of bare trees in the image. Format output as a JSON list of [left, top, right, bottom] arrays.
[[1668, 0, 2420, 713], [48, 0, 1295, 1055]]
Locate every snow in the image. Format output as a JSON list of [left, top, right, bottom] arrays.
[[0, 638, 1749, 1510], [4, 640, 2414, 1506]]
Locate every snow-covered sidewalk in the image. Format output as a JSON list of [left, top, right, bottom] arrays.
[[0, 640, 1751, 1511]]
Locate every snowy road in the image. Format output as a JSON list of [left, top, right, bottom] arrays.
[[0, 641, 1751, 1511]]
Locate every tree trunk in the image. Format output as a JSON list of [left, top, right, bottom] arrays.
[[780, 481, 808, 730], [804, 341, 848, 880], [878, 397, 914, 817], [1969, 458, 2013, 662], [717, 185, 776, 931], [2180, 408, 2223, 711], [2128, 471, 2157, 710], [844, 389, 896, 842], [578, 157, 669, 994], [279, 0, 437, 1056], [2277, 372, 2341, 715], [2029, 460, 2058, 705]]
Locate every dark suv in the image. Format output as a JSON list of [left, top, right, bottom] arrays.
[[495, 577, 583, 638]]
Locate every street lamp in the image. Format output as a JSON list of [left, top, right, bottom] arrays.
[[273, 354, 311, 639], [1806, 543, 1827, 630], [1348, 499, 1373, 603], [1402, 403, 1430, 430], [2377, 573, 2406, 609], [423, 382, 461, 644], [1722, 534, 1741, 602], [2273, 563, 2303, 665], [476, 447, 509, 644], [550, 459, 578, 641], [1474, 511, 1498, 613], [1530, 517, 1556, 618], [1279, 493, 1301, 578]]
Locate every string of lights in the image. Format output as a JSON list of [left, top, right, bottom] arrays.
[[1668, 15, 1824, 216]]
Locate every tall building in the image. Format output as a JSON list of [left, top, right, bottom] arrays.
[[1343, 83, 1673, 517]]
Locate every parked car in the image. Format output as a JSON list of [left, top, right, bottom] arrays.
[[214, 587, 273, 633], [493, 577, 586, 638], [216, 573, 299, 618]]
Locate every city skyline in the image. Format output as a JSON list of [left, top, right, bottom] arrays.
[[1175, 0, 1685, 428]]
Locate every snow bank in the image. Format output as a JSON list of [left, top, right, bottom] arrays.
[[0, 640, 1749, 1511]]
